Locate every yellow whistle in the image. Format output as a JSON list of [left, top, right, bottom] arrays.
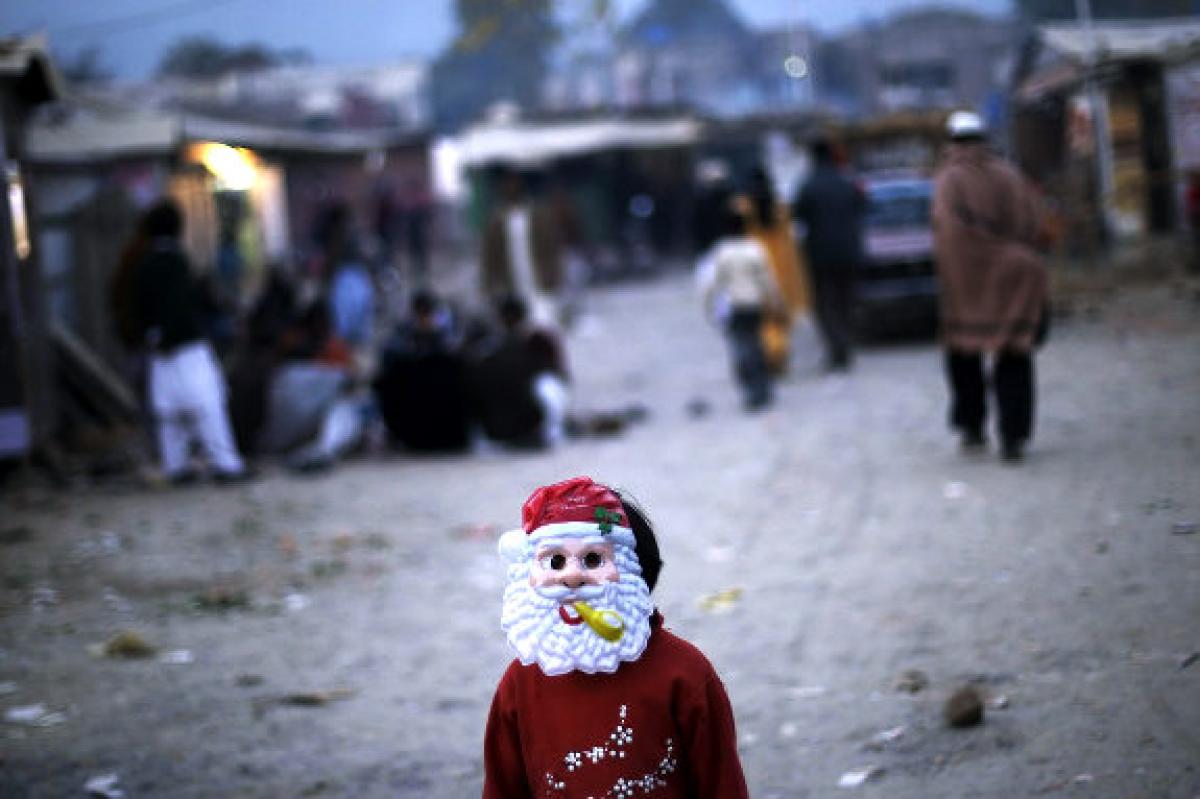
[[573, 601, 625, 642]]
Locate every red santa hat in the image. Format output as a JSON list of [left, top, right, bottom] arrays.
[[498, 476, 637, 562]]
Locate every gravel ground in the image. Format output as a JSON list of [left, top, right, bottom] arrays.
[[1, 273, 1198, 798]]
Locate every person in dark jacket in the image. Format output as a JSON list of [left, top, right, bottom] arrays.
[[793, 138, 866, 371], [373, 291, 471, 452], [467, 295, 569, 449], [133, 199, 248, 483]]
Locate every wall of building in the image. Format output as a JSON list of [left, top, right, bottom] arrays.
[[1166, 58, 1200, 229], [844, 11, 1016, 117], [282, 144, 430, 270]]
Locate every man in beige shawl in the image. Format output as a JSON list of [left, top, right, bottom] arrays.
[[932, 111, 1049, 462]]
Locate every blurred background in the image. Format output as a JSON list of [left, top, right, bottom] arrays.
[[0, 1, 1198, 797]]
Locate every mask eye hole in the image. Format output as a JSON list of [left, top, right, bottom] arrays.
[[582, 551, 603, 569], [547, 553, 567, 570]]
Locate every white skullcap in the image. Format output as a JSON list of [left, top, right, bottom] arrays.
[[947, 110, 986, 140]]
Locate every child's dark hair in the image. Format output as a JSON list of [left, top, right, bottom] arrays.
[[617, 492, 662, 592], [748, 165, 776, 228], [142, 198, 183, 239], [497, 294, 528, 328], [810, 137, 834, 165], [411, 289, 438, 317], [721, 204, 747, 238]]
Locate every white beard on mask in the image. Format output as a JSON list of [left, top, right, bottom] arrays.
[[500, 542, 654, 676]]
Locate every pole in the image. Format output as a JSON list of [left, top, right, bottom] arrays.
[[798, 0, 816, 107], [0, 117, 35, 461], [1076, 0, 1116, 246]]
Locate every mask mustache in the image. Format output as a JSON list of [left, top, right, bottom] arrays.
[[535, 583, 607, 602]]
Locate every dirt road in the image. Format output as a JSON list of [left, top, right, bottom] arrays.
[[2, 274, 1198, 798]]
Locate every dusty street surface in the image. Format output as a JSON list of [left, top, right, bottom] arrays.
[[2, 273, 1199, 798]]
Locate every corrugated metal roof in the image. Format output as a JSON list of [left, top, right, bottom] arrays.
[[181, 116, 413, 154], [26, 103, 418, 163], [27, 107, 179, 161]]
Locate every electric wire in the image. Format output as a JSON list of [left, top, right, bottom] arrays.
[[48, 0, 248, 40]]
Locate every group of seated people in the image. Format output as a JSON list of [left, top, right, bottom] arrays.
[[226, 273, 570, 473]]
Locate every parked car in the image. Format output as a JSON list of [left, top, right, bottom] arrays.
[[855, 176, 939, 335]]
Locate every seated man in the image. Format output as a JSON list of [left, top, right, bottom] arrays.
[[227, 266, 297, 457], [373, 291, 471, 453], [256, 298, 366, 472], [467, 295, 569, 449]]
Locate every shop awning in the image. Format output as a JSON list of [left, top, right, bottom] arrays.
[[1039, 18, 1200, 64], [27, 103, 420, 164], [456, 117, 701, 167]]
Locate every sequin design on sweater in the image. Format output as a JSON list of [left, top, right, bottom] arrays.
[[542, 704, 679, 797]]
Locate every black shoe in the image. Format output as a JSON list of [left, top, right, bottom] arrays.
[[213, 467, 257, 485], [824, 357, 851, 373], [289, 455, 333, 475], [167, 469, 201, 487], [744, 394, 772, 412], [1000, 441, 1025, 463], [961, 431, 987, 453]]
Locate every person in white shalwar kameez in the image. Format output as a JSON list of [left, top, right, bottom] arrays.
[[133, 200, 248, 482]]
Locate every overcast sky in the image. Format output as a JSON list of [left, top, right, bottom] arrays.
[[0, 0, 1012, 79]]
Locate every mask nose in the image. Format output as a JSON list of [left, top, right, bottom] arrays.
[[552, 559, 590, 590], [559, 564, 586, 590]]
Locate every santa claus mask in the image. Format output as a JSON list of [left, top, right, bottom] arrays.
[[498, 477, 654, 676]]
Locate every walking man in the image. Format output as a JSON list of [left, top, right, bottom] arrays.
[[481, 166, 564, 328], [793, 138, 864, 371], [932, 111, 1049, 462], [134, 199, 248, 483]]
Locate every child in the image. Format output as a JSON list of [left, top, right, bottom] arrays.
[[700, 207, 784, 410], [483, 476, 749, 798]]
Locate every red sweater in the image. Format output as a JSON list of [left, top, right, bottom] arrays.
[[483, 613, 749, 799]]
